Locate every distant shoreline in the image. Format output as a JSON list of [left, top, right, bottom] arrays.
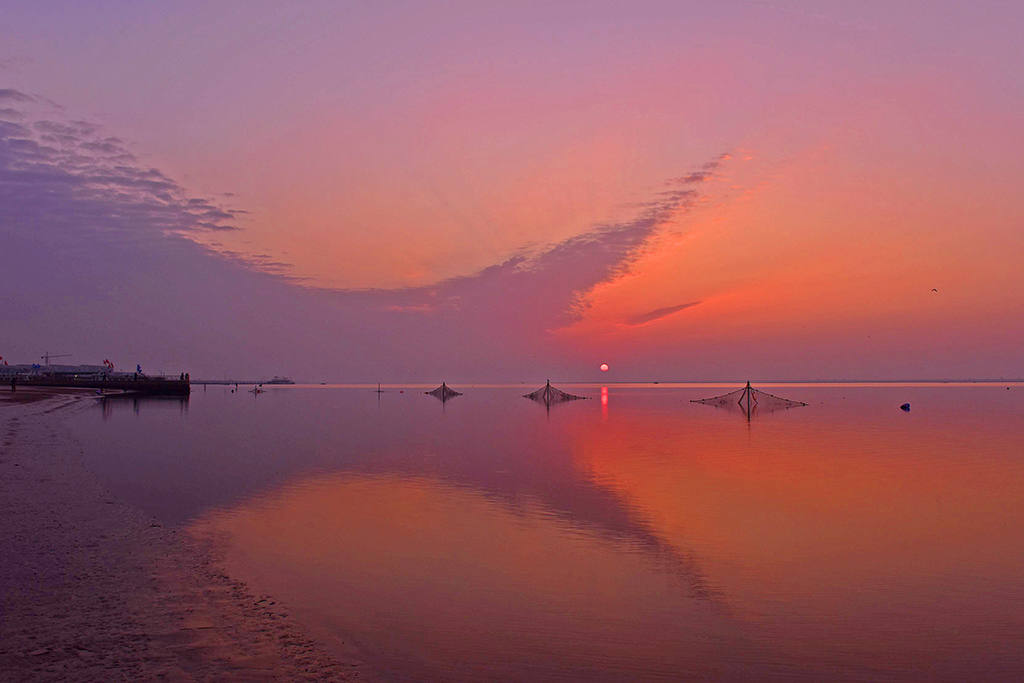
[[236, 380, 1024, 388]]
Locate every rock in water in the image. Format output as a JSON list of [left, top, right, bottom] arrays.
[[900, 403, 911, 412]]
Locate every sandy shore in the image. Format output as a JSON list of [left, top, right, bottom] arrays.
[[0, 391, 356, 682]]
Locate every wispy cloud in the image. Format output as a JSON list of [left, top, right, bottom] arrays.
[[665, 171, 712, 185], [664, 152, 732, 186], [623, 301, 701, 326], [704, 152, 731, 169], [0, 88, 34, 103], [1, 91, 729, 379], [0, 97, 245, 244], [348, 179, 705, 338]]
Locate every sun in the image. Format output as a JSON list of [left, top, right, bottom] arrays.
[[600, 363, 609, 372]]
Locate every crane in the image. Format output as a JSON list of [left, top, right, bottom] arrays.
[[41, 352, 72, 366]]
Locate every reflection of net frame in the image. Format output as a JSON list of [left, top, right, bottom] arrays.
[[692, 382, 807, 415], [524, 380, 587, 406], [426, 382, 462, 402]]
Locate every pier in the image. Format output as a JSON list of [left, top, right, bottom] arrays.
[[17, 376, 191, 396], [2, 363, 191, 396]]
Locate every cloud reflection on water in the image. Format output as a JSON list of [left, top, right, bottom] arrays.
[[71, 386, 1024, 682]]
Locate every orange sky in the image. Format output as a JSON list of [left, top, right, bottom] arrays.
[[3, 1, 1022, 378]]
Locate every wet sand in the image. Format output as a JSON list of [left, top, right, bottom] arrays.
[[0, 391, 356, 682]]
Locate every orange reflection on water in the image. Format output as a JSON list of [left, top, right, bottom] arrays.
[[567, 393, 1024, 675], [189, 388, 1024, 682], [193, 474, 743, 682]]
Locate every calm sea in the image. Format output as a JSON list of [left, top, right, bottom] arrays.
[[65, 384, 1024, 682]]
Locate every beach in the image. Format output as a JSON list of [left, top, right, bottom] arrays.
[[0, 391, 354, 682]]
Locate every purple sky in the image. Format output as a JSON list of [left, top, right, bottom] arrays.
[[2, 2, 1022, 381]]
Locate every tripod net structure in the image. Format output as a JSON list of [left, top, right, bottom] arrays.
[[692, 382, 807, 414], [426, 382, 463, 401], [524, 380, 587, 406]]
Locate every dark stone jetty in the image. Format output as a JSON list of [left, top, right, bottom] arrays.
[[18, 377, 191, 396]]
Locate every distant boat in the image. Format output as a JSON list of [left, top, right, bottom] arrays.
[[266, 376, 295, 384]]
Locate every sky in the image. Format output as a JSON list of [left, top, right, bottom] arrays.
[[1, 1, 1022, 381]]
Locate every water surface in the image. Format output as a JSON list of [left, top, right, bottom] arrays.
[[66, 384, 1024, 682]]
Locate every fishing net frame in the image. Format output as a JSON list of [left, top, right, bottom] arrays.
[[692, 382, 807, 415], [523, 380, 588, 405], [426, 382, 463, 401]]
